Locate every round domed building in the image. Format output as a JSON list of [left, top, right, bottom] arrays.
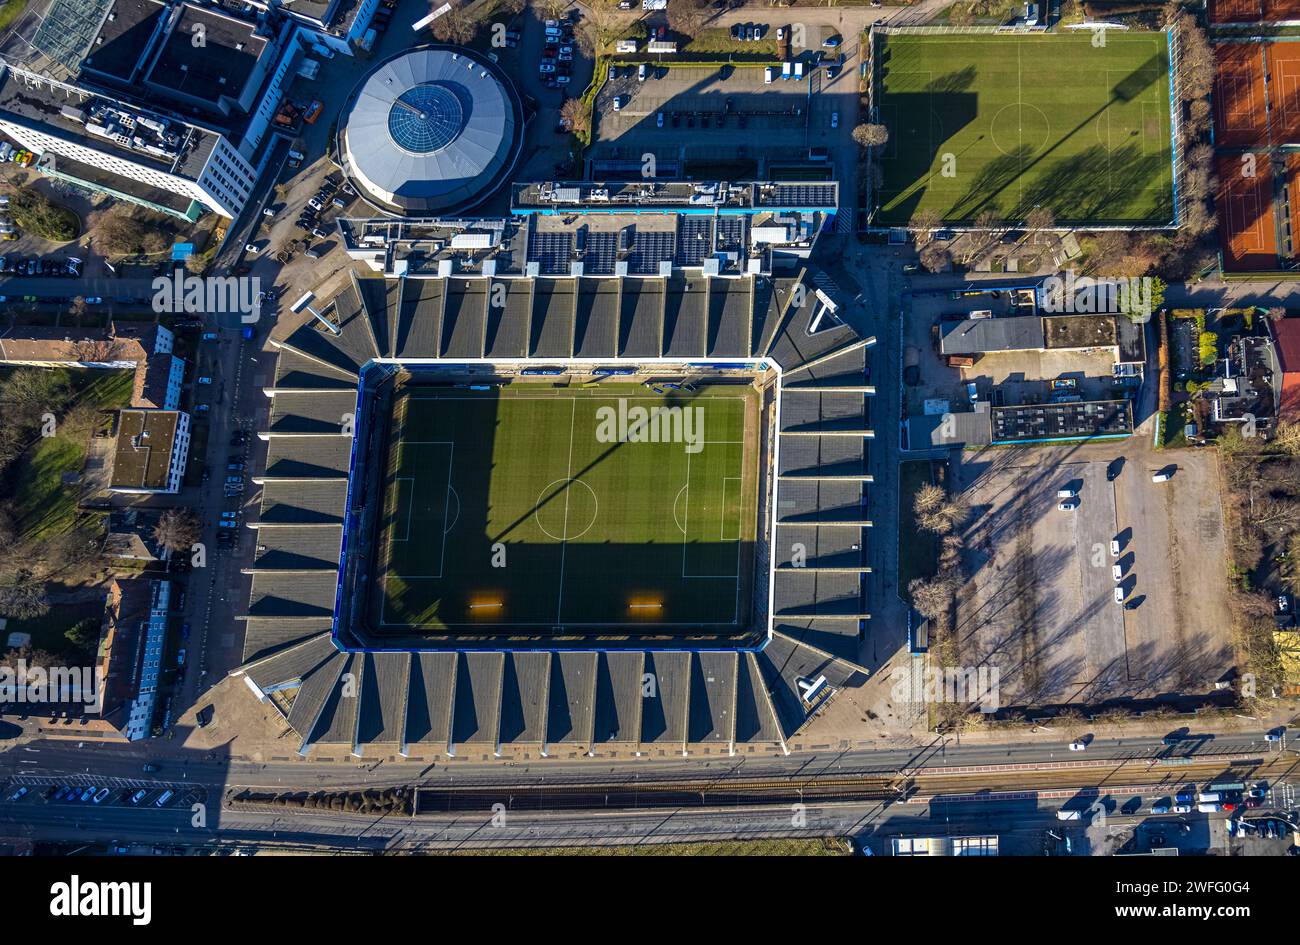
[[338, 46, 523, 216]]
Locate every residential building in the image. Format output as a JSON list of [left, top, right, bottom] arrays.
[[0, 324, 186, 409], [110, 409, 191, 494]]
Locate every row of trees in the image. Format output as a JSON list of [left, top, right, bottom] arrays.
[[907, 481, 969, 668]]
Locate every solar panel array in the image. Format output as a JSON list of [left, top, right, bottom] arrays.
[[715, 214, 746, 252], [584, 231, 618, 274], [528, 231, 572, 275], [628, 230, 674, 274], [766, 184, 837, 208], [677, 218, 713, 266]]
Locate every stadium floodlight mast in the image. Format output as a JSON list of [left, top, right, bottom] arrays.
[[290, 290, 340, 335]]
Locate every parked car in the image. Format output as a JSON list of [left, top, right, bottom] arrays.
[[7, 786, 28, 801]]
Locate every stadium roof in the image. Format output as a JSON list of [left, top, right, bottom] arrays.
[[238, 265, 877, 755], [341, 47, 522, 214]]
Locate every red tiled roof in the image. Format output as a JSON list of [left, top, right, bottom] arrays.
[[1274, 317, 1300, 418]]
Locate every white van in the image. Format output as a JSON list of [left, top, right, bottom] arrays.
[[1152, 470, 1173, 482], [155, 789, 175, 807], [1056, 809, 1082, 821], [764, 66, 774, 84], [638, 63, 647, 82], [1056, 488, 1077, 498], [1198, 792, 1221, 803], [1197, 802, 1221, 813]]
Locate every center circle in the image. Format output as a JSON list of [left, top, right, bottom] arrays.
[[534, 479, 598, 541], [387, 83, 463, 154], [990, 102, 1051, 157]]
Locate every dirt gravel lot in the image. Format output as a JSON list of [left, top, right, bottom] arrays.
[[950, 440, 1234, 708]]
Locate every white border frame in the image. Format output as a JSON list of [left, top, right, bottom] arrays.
[[364, 356, 783, 648]]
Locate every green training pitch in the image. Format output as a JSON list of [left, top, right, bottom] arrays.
[[374, 382, 761, 633], [873, 32, 1175, 226]]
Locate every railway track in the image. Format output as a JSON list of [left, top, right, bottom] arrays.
[[413, 754, 1291, 815]]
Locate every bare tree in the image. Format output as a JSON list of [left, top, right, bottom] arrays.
[[560, 97, 590, 138], [908, 574, 955, 622], [666, 0, 707, 35], [72, 338, 124, 363], [852, 123, 890, 149], [431, 9, 478, 44], [920, 243, 952, 274], [913, 482, 946, 517], [1270, 420, 1300, 456], [1025, 205, 1055, 231], [154, 508, 202, 554], [1252, 496, 1300, 537], [918, 496, 968, 535], [910, 209, 941, 248], [0, 582, 49, 620]]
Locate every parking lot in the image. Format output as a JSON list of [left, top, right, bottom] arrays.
[[951, 441, 1235, 707], [592, 32, 859, 185], [4, 775, 204, 811]]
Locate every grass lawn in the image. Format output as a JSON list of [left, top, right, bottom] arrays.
[[874, 32, 1175, 225], [682, 28, 776, 58], [2, 367, 134, 542], [4, 600, 102, 662], [898, 460, 939, 591], [0, 0, 28, 33], [375, 382, 760, 632]]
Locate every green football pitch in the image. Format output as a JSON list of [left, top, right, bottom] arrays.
[[874, 32, 1175, 226], [374, 382, 761, 632]]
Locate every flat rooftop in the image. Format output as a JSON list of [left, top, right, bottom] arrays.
[[0, 64, 217, 180], [512, 180, 839, 213], [41, 152, 199, 216], [341, 197, 829, 280], [81, 0, 168, 82], [111, 409, 180, 490], [941, 316, 1046, 355], [146, 3, 268, 106], [991, 400, 1133, 442]]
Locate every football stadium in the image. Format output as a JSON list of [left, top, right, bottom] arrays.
[[871, 29, 1178, 226], [370, 376, 763, 634], [233, 182, 876, 758], [340, 365, 773, 649]]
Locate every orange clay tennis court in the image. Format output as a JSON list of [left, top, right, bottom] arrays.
[[1214, 44, 1268, 148], [1287, 154, 1300, 255], [1267, 0, 1300, 20], [1211, 0, 1300, 21], [1267, 42, 1300, 142], [1211, 0, 1263, 22], [1217, 153, 1278, 271]]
